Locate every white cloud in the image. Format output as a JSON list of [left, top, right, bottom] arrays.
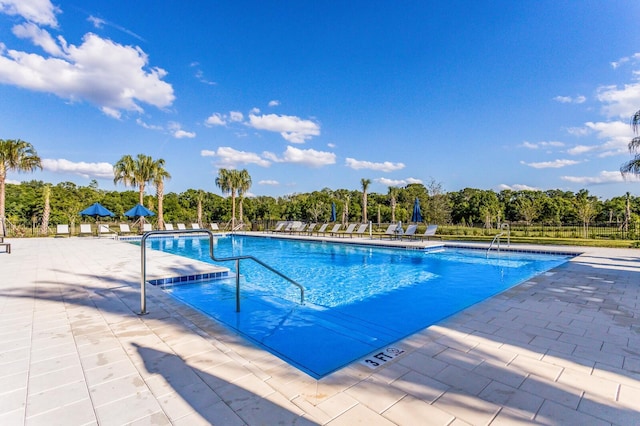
[[520, 141, 565, 149], [202, 146, 271, 168], [567, 145, 595, 155], [520, 159, 580, 169], [12, 22, 64, 56], [264, 146, 335, 167], [248, 113, 320, 143], [375, 177, 423, 187], [136, 118, 163, 131], [553, 95, 586, 104], [5, 178, 20, 185], [497, 183, 540, 191], [566, 126, 591, 137], [584, 120, 633, 155], [168, 122, 195, 139], [0, 0, 59, 27], [229, 111, 243, 122], [610, 53, 640, 69], [173, 129, 196, 139], [345, 157, 405, 172], [268, 100, 280, 107], [87, 16, 105, 28], [597, 82, 640, 119], [42, 158, 114, 179], [561, 170, 637, 184], [258, 180, 279, 185], [0, 31, 175, 117], [205, 113, 226, 126]]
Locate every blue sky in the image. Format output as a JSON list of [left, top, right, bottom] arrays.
[[1, 1, 640, 200]]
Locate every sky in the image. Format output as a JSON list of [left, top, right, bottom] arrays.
[[1, 1, 640, 201]]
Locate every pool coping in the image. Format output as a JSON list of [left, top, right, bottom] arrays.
[[1, 236, 638, 424]]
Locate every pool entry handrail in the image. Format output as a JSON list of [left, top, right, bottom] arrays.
[[139, 229, 305, 315], [487, 223, 510, 256]]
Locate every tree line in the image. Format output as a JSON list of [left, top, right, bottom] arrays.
[[3, 105, 640, 238]]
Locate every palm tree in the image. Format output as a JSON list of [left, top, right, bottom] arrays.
[[237, 169, 252, 226], [361, 178, 371, 223], [215, 168, 252, 229], [151, 159, 170, 230], [196, 189, 204, 227], [388, 186, 399, 223], [620, 109, 640, 178], [40, 184, 51, 235], [0, 139, 42, 232], [113, 154, 155, 205], [215, 168, 236, 228]]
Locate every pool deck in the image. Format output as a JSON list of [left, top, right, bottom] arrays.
[[1, 234, 639, 425]]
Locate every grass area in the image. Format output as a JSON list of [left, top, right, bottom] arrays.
[[438, 234, 638, 248]]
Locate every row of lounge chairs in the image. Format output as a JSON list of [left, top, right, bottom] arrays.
[[54, 222, 221, 237], [380, 223, 440, 240], [270, 221, 439, 240]]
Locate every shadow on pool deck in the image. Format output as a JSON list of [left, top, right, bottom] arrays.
[[0, 237, 639, 424]]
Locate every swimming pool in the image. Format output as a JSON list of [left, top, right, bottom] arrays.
[[143, 235, 571, 378]]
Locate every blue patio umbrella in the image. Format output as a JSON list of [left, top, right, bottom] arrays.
[[330, 202, 337, 222], [124, 204, 155, 218], [411, 198, 422, 223], [80, 202, 115, 219]]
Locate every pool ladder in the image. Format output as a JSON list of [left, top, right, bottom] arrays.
[[487, 223, 510, 256], [139, 229, 305, 315]]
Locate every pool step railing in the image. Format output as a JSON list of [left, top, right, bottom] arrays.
[[487, 223, 510, 256], [139, 228, 304, 315]]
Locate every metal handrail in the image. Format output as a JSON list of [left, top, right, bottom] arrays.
[[139, 229, 304, 315], [487, 223, 511, 256]]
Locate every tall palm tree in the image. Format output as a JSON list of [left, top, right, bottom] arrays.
[[388, 186, 399, 223], [0, 139, 42, 229], [620, 109, 640, 178], [237, 169, 252, 226], [196, 189, 204, 227], [215, 168, 237, 228], [215, 168, 252, 229], [113, 154, 155, 205], [151, 159, 170, 230], [361, 178, 371, 223], [40, 184, 51, 235]]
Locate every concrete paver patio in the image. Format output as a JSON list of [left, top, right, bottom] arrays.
[[0, 235, 639, 425]]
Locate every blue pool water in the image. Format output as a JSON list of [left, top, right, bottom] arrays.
[[143, 235, 571, 378]]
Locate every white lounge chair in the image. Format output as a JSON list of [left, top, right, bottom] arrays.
[[142, 223, 153, 232], [165, 223, 174, 231], [271, 221, 287, 232], [314, 223, 328, 234], [305, 223, 317, 234], [191, 223, 201, 229], [177, 223, 187, 230], [402, 224, 418, 239], [326, 224, 341, 235], [417, 225, 440, 240], [55, 224, 70, 237], [119, 223, 133, 235], [379, 223, 397, 239], [79, 224, 92, 236], [337, 223, 357, 237], [354, 223, 368, 238], [98, 224, 117, 238], [210, 223, 219, 231]]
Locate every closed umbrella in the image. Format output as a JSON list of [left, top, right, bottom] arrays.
[[411, 198, 422, 223], [330, 202, 337, 222]]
